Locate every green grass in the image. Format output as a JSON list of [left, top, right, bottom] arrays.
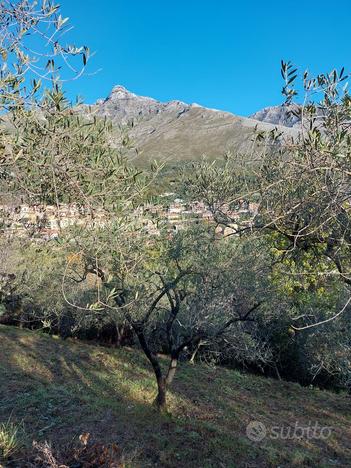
[[1, 325, 350, 467], [0, 418, 24, 462]]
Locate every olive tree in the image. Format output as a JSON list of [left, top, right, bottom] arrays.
[[0, 1, 93, 320], [0, 2, 150, 265], [0, 0, 89, 110], [62, 223, 274, 410], [186, 62, 351, 331]]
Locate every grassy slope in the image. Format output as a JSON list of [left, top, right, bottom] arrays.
[[1, 325, 350, 467]]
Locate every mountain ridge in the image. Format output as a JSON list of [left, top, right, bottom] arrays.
[[84, 86, 298, 164]]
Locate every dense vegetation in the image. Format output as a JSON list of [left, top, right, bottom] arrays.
[[1, 1, 351, 466]]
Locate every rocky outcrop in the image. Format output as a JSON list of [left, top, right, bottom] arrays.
[[250, 104, 301, 128]]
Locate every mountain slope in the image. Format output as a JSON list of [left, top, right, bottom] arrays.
[[250, 104, 301, 128], [1, 325, 350, 467], [87, 86, 297, 164]]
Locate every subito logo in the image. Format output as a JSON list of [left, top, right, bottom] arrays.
[[246, 421, 267, 442]]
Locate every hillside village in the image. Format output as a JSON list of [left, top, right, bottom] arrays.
[[0, 196, 258, 239]]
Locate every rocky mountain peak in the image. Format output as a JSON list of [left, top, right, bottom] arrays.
[[107, 85, 156, 103], [85, 87, 298, 163], [111, 85, 129, 92], [250, 104, 301, 128], [94, 85, 192, 123]]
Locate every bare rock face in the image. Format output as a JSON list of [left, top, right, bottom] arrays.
[[85, 86, 297, 164], [250, 105, 301, 128], [95, 85, 172, 122]]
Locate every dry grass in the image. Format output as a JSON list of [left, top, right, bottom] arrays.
[[0, 419, 23, 462], [1, 324, 350, 467]]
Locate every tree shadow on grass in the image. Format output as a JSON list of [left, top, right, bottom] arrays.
[[2, 325, 351, 467], [0, 326, 227, 466]]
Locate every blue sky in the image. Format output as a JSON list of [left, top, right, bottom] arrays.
[[59, 0, 351, 116]]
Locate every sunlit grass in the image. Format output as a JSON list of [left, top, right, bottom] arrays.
[[1, 325, 351, 467], [0, 418, 24, 461]]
